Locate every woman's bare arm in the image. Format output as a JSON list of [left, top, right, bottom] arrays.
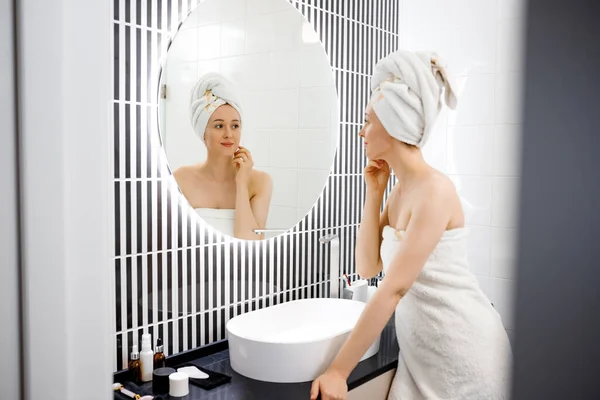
[[356, 191, 388, 279], [233, 171, 272, 240], [324, 180, 454, 380]]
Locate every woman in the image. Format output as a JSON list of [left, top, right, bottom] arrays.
[[310, 51, 512, 399], [174, 73, 272, 240]]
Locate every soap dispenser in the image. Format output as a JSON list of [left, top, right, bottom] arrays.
[[140, 334, 154, 382]]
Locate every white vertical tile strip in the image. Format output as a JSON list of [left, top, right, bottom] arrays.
[[207, 242, 214, 343], [160, 250, 168, 335], [268, 239, 275, 305], [199, 242, 206, 346], [224, 239, 231, 325], [151, 252, 158, 339], [240, 239, 246, 308], [190, 230, 197, 348], [261, 241, 267, 303], [171, 247, 179, 353], [161, 0, 168, 33], [119, 259, 127, 367], [275, 238, 281, 304], [253, 242, 259, 307], [181, 245, 188, 350], [233, 241, 239, 305], [294, 232, 300, 298], [216, 241, 222, 339], [142, 255, 149, 329]]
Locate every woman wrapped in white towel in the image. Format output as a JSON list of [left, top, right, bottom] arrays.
[[174, 72, 272, 240], [310, 50, 512, 400]]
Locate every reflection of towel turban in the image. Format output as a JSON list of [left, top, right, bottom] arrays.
[[189, 72, 243, 142], [369, 50, 458, 148]]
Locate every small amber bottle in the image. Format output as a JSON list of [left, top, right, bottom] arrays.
[[128, 345, 141, 384], [154, 338, 166, 369]]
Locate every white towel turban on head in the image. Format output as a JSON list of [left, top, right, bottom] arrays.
[[369, 50, 458, 148], [189, 72, 243, 142]]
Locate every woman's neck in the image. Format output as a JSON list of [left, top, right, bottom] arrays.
[[383, 141, 431, 187], [201, 153, 237, 181]]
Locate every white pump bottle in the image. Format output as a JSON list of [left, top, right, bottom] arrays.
[[140, 333, 154, 382]]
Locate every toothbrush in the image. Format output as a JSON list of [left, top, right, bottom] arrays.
[[343, 273, 351, 286]]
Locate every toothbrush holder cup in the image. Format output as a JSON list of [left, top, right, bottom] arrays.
[[346, 279, 368, 302]]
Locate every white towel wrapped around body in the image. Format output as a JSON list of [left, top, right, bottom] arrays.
[[370, 50, 457, 148], [381, 226, 513, 399], [189, 72, 243, 142]]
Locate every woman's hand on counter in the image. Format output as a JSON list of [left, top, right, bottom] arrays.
[[310, 369, 348, 400]]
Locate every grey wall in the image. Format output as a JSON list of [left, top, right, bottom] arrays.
[[512, 0, 600, 398], [0, 0, 22, 398]]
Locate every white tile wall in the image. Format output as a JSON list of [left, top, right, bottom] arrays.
[[495, 72, 524, 124], [297, 128, 333, 171], [245, 13, 275, 53], [401, 0, 526, 335], [221, 19, 247, 57], [447, 125, 494, 175], [299, 87, 332, 128], [300, 45, 335, 87], [450, 176, 492, 225], [448, 75, 495, 126], [465, 225, 491, 276], [496, 18, 526, 72], [493, 124, 521, 176], [489, 277, 515, 330], [195, 0, 221, 27], [297, 169, 329, 209], [490, 227, 517, 280], [196, 24, 222, 60], [246, 0, 291, 16], [272, 9, 303, 50], [492, 176, 519, 228], [267, 167, 298, 208], [220, 0, 247, 21], [272, 49, 300, 90], [269, 130, 298, 168]]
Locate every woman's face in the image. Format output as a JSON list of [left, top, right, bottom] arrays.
[[204, 104, 241, 156], [359, 104, 393, 160]]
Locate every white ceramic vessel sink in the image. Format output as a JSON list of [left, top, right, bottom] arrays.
[[226, 298, 381, 383]]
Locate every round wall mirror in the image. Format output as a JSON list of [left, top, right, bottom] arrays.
[[158, 0, 339, 241]]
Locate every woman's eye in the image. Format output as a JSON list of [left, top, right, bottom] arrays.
[[233, 124, 240, 129], [215, 124, 222, 129]]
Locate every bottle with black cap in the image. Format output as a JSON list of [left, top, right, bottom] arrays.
[[154, 338, 166, 369]]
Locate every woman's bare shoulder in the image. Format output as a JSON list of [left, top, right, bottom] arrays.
[[422, 169, 456, 194], [249, 169, 273, 195], [417, 170, 464, 226], [173, 164, 206, 191]]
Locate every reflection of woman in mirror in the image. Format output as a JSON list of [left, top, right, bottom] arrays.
[[311, 51, 512, 400], [173, 73, 272, 240]]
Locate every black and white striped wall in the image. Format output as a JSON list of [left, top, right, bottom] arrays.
[[112, 0, 400, 371]]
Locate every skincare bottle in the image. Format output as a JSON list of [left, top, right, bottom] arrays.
[[140, 334, 154, 382], [128, 345, 141, 384], [154, 338, 166, 369]]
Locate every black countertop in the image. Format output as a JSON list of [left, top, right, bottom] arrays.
[[115, 317, 399, 400]]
